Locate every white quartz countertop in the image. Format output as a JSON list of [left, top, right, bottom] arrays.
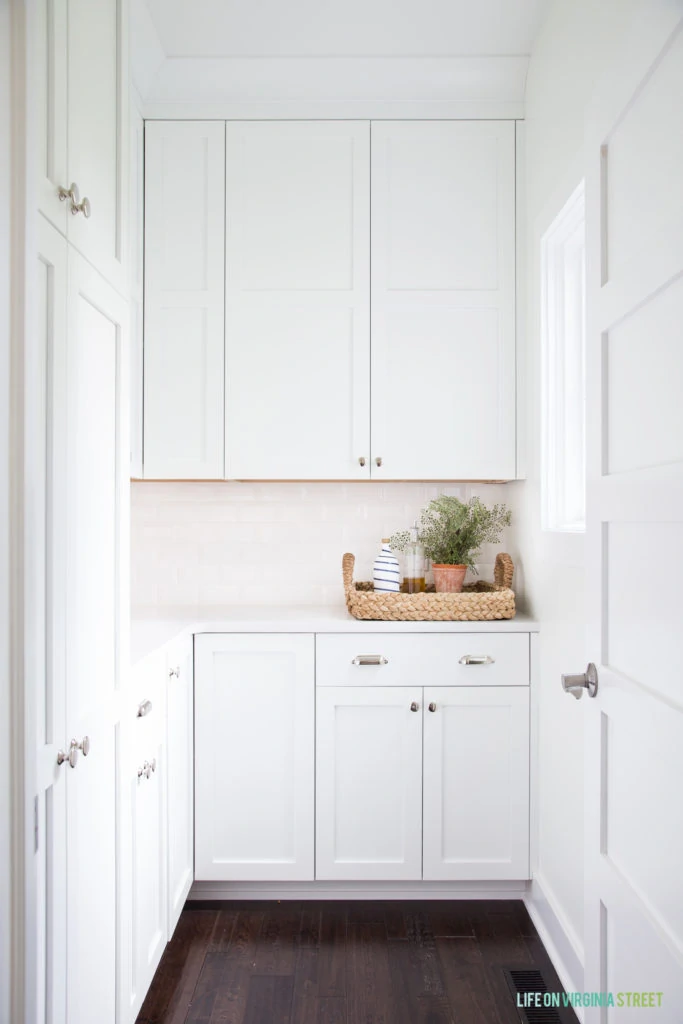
[[130, 605, 539, 666]]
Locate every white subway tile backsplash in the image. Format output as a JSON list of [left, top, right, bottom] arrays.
[[131, 481, 514, 611]]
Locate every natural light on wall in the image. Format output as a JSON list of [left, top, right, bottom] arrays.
[[541, 182, 586, 533]]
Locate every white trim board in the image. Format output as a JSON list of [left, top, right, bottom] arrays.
[[524, 875, 585, 1022], [190, 880, 530, 901]]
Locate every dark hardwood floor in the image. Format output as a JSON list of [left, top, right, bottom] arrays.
[[136, 900, 579, 1024]]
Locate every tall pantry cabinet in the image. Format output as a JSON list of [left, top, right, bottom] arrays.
[[31, 1, 129, 1022], [142, 119, 518, 481]]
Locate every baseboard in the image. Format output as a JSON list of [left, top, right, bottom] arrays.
[[190, 879, 530, 901], [524, 875, 585, 1022]]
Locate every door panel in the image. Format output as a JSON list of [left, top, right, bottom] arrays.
[[371, 121, 516, 479], [65, 252, 127, 1024], [144, 121, 226, 479], [423, 686, 529, 880], [224, 121, 370, 480], [194, 634, 314, 881], [33, 0, 68, 232], [316, 686, 423, 880], [67, 0, 127, 291], [584, 15, 683, 1020], [166, 638, 194, 935]]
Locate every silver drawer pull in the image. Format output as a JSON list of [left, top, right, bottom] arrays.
[[459, 654, 495, 666], [352, 655, 389, 666], [137, 699, 153, 718]]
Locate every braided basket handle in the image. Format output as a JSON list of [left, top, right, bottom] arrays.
[[494, 553, 514, 589], [342, 552, 356, 593]]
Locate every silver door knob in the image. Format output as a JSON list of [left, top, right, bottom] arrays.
[[562, 663, 598, 699], [57, 182, 91, 218], [358, 456, 366, 467], [428, 702, 437, 712], [74, 736, 90, 756], [410, 701, 419, 712], [137, 699, 153, 718], [57, 744, 78, 768], [169, 666, 180, 679], [375, 457, 383, 467]]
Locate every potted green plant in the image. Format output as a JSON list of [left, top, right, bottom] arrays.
[[391, 495, 511, 594]]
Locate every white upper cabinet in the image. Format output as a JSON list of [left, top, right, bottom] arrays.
[[144, 121, 226, 479], [370, 121, 516, 480], [224, 121, 371, 479], [33, 0, 128, 293]]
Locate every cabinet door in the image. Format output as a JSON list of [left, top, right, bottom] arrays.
[[33, 0, 68, 232], [371, 121, 516, 480], [144, 122, 226, 479], [195, 634, 314, 881], [128, 737, 167, 1021], [64, 251, 128, 1024], [316, 686, 423, 880], [423, 686, 529, 880], [166, 637, 194, 936], [224, 121, 370, 480], [67, 0, 128, 293]]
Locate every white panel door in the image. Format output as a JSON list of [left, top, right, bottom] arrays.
[[316, 686, 423, 881], [194, 634, 314, 881], [371, 121, 516, 479], [67, 0, 127, 292], [32, 0, 68, 232], [166, 637, 194, 936], [64, 251, 128, 1024], [224, 121, 370, 480], [423, 687, 529, 880], [33, 218, 69, 1024], [144, 121, 226, 479], [583, 14, 683, 1021]]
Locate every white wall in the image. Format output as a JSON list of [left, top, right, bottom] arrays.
[[514, 0, 653, 993], [0, 2, 11, 1019], [131, 482, 515, 611]]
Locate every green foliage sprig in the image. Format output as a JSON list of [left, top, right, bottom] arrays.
[[390, 495, 511, 573]]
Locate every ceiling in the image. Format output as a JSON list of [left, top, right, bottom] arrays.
[[143, 0, 549, 59]]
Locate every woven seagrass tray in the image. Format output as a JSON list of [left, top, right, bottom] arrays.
[[343, 551, 515, 621]]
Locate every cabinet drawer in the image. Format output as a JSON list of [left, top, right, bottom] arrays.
[[316, 633, 529, 687]]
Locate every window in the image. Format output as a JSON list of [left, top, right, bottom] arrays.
[[541, 182, 586, 533]]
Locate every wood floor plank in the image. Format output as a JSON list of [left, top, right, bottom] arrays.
[[317, 997, 346, 1024], [208, 909, 240, 952], [383, 904, 408, 940], [207, 911, 265, 1024], [186, 952, 230, 1023], [472, 909, 535, 967], [347, 920, 395, 1024], [435, 937, 507, 1024], [242, 975, 295, 1024], [252, 906, 302, 975], [387, 938, 455, 1024], [317, 908, 347, 999], [426, 902, 475, 939], [136, 909, 219, 1024], [289, 945, 319, 1024], [300, 908, 322, 947]]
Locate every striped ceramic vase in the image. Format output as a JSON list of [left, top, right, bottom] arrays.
[[373, 540, 401, 593]]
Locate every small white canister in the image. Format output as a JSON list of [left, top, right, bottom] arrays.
[[373, 539, 401, 593]]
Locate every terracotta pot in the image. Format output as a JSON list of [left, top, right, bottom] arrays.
[[432, 563, 467, 593]]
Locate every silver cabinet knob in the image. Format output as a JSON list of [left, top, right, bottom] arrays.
[[137, 699, 153, 718], [351, 655, 389, 666], [169, 666, 180, 679], [428, 702, 437, 712], [137, 758, 157, 781], [410, 701, 419, 712], [375, 457, 383, 467], [562, 663, 598, 699], [57, 745, 78, 769], [358, 456, 366, 467], [458, 654, 495, 666], [57, 182, 91, 218]]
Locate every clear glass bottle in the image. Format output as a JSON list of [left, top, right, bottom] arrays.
[[402, 523, 426, 593]]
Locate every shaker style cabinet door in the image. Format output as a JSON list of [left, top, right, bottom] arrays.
[[422, 686, 529, 880], [33, 0, 68, 233], [224, 121, 371, 480], [165, 637, 194, 937], [316, 686, 423, 880], [194, 634, 315, 881], [144, 121, 226, 479], [370, 121, 516, 479]]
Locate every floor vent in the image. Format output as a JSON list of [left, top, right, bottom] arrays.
[[503, 968, 564, 1023]]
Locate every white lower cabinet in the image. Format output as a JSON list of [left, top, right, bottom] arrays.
[[194, 634, 315, 881], [423, 687, 530, 880], [315, 686, 423, 880], [165, 637, 195, 936]]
